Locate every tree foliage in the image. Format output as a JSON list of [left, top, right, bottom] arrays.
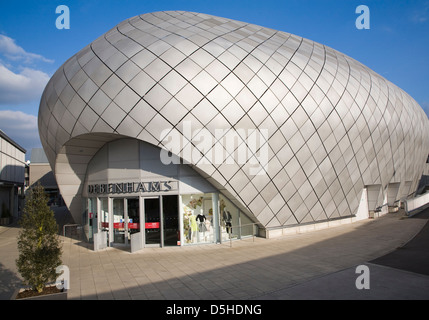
[[16, 183, 62, 293]]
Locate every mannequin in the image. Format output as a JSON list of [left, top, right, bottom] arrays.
[[223, 208, 232, 234], [204, 214, 211, 232], [190, 213, 198, 243], [184, 212, 192, 243], [196, 209, 207, 233]]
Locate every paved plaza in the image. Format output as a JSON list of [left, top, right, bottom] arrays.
[[1, 208, 429, 300]]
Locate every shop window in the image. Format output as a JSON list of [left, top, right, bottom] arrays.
[[219, 194, 255, 240], [219, 195, 238, 241], [182, 194, 215, 245], [240, 210, 255, 237]]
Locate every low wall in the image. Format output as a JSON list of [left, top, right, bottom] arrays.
[[405, 192, 429, 215], [263, 216, 360, 239]]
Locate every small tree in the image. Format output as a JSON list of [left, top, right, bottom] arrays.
[[16, 183, 62, 293]]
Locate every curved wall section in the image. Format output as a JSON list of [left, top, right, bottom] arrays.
[[39, 11, 429, 229], [83, 138, 217, 197]]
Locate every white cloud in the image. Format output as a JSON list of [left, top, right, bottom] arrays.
[[0, 35, 53, 105], [411, 2, 429, 24], [0, 63, 50, 105], [0, 34, 54, 64], [0, 110, 41, 154]]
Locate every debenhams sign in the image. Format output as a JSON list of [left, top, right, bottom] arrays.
[[87, 181, 176, 195]]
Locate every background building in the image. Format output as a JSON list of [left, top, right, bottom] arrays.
[[38, 11, 429, 249], [0, 129, 26, 224], [27, 148, 62, 206]]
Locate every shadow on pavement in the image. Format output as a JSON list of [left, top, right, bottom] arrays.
[[0, 263, 22, 300], [370, 207, 429, 276]]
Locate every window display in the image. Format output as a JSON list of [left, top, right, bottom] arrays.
[[219, 194, 255, 240], [84, 191, 256, 250], [219, 195, 238, 241], [182, 194, 214, 244], [240, 210, 255, 238]]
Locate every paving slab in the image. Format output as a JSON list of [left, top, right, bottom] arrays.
[[1, 207, 428, 300], [253, 263, 429, 300]]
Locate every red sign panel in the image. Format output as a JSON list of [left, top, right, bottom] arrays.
[[128, 223, 140, 230], [145, 222, 160, 229], [111, 222, 140, 229], [113, 222, 124, 229]]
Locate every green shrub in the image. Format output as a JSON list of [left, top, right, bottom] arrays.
[[16, 183, 62, 293]]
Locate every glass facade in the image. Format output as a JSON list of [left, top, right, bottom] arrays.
[[86, 191, 256, 250], [219, 194, 256, 241], [81, 136, 256, 250]]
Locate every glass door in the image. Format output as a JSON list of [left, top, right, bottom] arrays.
[[88, 198, 97, 242], [100, 198, 109, 244], [144, 198, 161, 246], [127, 198, 140, 243], [163, 195, 179, 246], [113, 198, 125, 244]]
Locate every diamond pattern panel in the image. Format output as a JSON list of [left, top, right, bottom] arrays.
[[39, 11, 429, 228]]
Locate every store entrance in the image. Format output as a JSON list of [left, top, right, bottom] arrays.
[[144, 198, 161, 246], [112, 198, 140, 245], [93, 195, 179, 249], [144, 195, 179, 247]]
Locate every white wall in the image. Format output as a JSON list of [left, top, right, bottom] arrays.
[[84, 138, 216, 196], [0, 135, 26, 184]]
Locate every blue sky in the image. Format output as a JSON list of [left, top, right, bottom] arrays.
[[0, 0, 428, 159]]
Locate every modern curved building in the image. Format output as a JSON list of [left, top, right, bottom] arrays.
[[38, 11, 429, 249]]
